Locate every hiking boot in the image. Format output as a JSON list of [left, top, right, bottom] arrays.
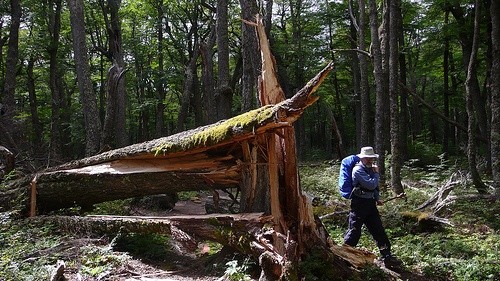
[[382, 255, 403, 269]]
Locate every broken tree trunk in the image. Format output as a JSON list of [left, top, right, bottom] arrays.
[[0, 60, 334, 216], [0, 145, 14, 180], [247, 14, 356, 279]]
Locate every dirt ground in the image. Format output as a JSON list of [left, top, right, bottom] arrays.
[[49, 194, 235, 281]]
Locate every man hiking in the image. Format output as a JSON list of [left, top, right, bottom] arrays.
[[343, 146, 402, 269]]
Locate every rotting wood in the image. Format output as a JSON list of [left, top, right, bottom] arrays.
[[36, 213, 278, 258]]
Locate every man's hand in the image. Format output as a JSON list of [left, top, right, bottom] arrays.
[[377, 200, 384, 206], [372, 165, 379, 173]]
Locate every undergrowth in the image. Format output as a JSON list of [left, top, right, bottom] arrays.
[[0, 160, 499, 280]]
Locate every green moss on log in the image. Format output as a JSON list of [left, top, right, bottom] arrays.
[[153, 105, 276, 155]]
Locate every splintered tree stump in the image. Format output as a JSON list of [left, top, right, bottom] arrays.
[[0, 145, 14, 180]]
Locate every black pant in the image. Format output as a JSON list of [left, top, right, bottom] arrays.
[[344, 197, 391, 257]]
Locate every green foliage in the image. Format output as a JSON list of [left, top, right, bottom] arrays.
[[299, 162, 339, 204], [80, 244, 129, 278], [113, 233, 171, 262], [223, 258, 254, 281], [0, 213, 61, 280], [407, 135, 444, 167], [91, 199, 133, 215]]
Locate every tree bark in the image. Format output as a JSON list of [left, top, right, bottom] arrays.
[[201, 26, 217, 125], [465, 0, 487, 193], [239, 0, 260, 112], [216, 0, 232, 120], [447, 3, 488, 142], [100, 0, 127, 149], [396, 2, 408, 160], [443, 11, 451, 155], [369, 0, 388, 180], [349, 15, 362, 148], [68, 0, 101, 156], [0, 0, 21, 154], [388, 0, 404, 195], [357, 0, 372, 145], [48, 0, 66, 165], [26, 57, 44, 158], [490, 0, 500, 199], [155, 0, 166, 138]]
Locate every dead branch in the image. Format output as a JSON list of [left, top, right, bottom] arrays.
[[416, 171, 465, 212]]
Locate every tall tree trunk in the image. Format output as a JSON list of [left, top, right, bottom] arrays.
[[389, 0, 403, 195], [100, 0, 127, 149], [216, 0, 232, 120], [239, 0, 260, 112], [47, 0, 65, 165], [357, 0, 371, 145], [0, 0, 21, 154], [203, 26, 217, 125], [349, 16, 362, 148], [443, 11, 451, 155], [448, 3, 488, 141], [397, 2, 408, 160], [178, 46, 200, 132], [68, 0, 101, 156], [491, 0, 500, 199], [465, 0, 487, 193], [26, 57, 44, 161], [369, 0, 388, 181], [129, 19, 149, 142], [155, 0, 166, 138], [109, 0, 127, 147]]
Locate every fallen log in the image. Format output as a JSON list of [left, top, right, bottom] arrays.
[[36, 213, 273, 256]]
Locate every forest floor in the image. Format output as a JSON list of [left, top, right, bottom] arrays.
[[1, 162, 499, 280]]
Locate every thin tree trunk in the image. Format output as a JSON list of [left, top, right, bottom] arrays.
[[155, 0, 166, 138], [397, 2, 408, 160], [389, 0, 403, 195], [239, 0, 260, 112], [448, 3, 488, 141], [465, 0, 487, 193], [369, 0, 388, 180], [48, 0, 65, 165], [68, 0, 101, 156], [99, 0, 127, 149], [490, 0, 500, 199], [178, 46, 200, 132], [109, 0, 127, 147], [349, 16, 362, 148], [357, 0, 371, 145], [216, 0, 232, 120], [203, 26, 217, 125], [26, 57, 44, 158], [442, 11, 451, 154]]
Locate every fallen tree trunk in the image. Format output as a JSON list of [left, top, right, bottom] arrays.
[[37, 213, 273, 255], [35, 213, 374, 278]]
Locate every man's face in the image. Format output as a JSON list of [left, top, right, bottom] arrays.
[[361, 157, 377, 167]]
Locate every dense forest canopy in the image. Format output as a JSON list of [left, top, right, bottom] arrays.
[[0, 0, 498, 198]]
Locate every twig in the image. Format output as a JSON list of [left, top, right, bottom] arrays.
[[319, 210, 349, 220]]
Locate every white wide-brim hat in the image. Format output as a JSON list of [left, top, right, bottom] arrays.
[[357, 146, 379, 158]]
